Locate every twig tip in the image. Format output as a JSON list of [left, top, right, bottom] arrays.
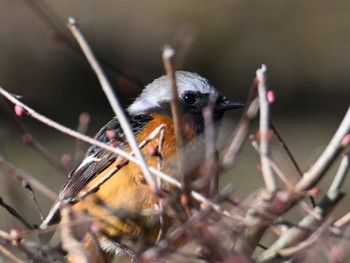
[[162, 45, 175, 59], [67, 17, 77, 26]]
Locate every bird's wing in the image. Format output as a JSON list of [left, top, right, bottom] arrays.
[[40, 114, 153, 228]]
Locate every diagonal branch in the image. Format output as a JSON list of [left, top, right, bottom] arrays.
[[67, 17, 157, 193]]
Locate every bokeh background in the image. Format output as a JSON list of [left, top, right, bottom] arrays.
[[0, 1, 350, 261]]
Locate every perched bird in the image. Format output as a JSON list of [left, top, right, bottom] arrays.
[[40, 71, 243, 262]]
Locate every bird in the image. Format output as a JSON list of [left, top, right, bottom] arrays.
[[40, 71, 243, 262]]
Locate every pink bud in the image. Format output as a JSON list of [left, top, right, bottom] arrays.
[[61, 154, 72, 167], [22, 180, 30, 189], [10, 228, 21, 240], [90, 223, 101, 233], [341, 134, 350, 147], [148, 145, 159, 156], [106, 130, 117, 140], [14, 105, 27, 117], [267, 90, 275, 103], [308, 187, 320, 196]]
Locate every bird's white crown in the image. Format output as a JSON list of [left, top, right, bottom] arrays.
[[127, 71, 222, 115]]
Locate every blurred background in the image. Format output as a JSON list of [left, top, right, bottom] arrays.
[[0, 0, 349, 260]]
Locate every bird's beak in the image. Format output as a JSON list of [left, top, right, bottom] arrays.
[[216, 99, 244, 112]]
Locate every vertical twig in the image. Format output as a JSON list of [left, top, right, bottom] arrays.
[[67, 17, 157, 193], [203, 96, 220, 197], [256, 65, 277, 192], [74, 112, 90, 165], [162, 46, 187, 189]]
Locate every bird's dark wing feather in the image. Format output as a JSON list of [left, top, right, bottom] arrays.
[[40, 114, 153, 228]]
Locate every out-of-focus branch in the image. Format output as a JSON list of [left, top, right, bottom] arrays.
[[0, 155, 58, 201], [295, 107, 350, 192], [221, 78, 259, 168], [162, 46, 187, 190], [67, 17, 157, 193], [0, 197, 33, 230], [258, 152, 349, 262]]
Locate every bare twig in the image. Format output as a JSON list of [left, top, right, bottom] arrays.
[[0, 86, 180, 188], [60, 205, 89, 263], [2, 100, 68, 174], [22, 180, 45, 221], [334, 212, 350, 230], [203, 96, 219, 197], [74, 112, 90, 165], [0, 86, 248, 226], [0, 197, 33, 230], [0, 243, 26, 263], [171, 24, 198, 69], [251, 140, 294, 190], [270, 121, 303, 178], [67, 17, 157, 193], [256, 65, 277, 192], [328, 152, 350, 193], [162, 46, 186, 189], [0, 155, 58, 201], [295, 107, 350, 192], [258, 154, 348, 262], [70, 159, 128, 203], [221, 78, 259, 168]]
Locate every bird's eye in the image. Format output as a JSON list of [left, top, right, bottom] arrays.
[[183, 92, 197, 105]]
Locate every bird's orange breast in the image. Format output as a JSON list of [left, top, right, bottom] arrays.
[[71, 113, 198, 247]]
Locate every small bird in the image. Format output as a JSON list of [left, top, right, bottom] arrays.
[[40, 71, 243, 262]]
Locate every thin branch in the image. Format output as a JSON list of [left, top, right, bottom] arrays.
[[0, 197, 33, 230], [270, 121, 303, 177], [0, 86, 238, 223], [2, 100, 68, 174], [0, 243, 26, 263], [328, 152, 350, 193], [74, 112, 90, 165], [22, 180, 45, 221], [171, 24, 198, 70], [295, 107, 350, 192], [162, 46, 187, 189], [334, 212, 350, 230], [203, 96, 220, 197], [70, 159, 128, 203], [221, 78, 259, 168], [0, 155, 58, 201], [0, 86, 179, 188], [256, 65, 277, 192], [258, 155, 348, 262], [250, 140, 294, 190], [67, 17, 157, 193], [60, 205, 89, 263]]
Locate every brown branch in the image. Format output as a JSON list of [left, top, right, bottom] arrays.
[[162, 46, 187, 190], [295, 107, 350, 192], [0, 197, 33, 230], [202, 96, 220, 197], [256, 65, 277, 192], [0, 155, 58, 201], [221, 78, 259, 168], [74, 112, 90, 165], [258, 152, 349, 261], [2, 100, 68, 174], [67, 17, 157, 193], [0, 243, 26, 263]]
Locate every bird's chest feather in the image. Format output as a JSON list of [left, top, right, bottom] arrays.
[[72, 114, 199, 237]]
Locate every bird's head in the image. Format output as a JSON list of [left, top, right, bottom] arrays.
[[127, 71, 243, 133]]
